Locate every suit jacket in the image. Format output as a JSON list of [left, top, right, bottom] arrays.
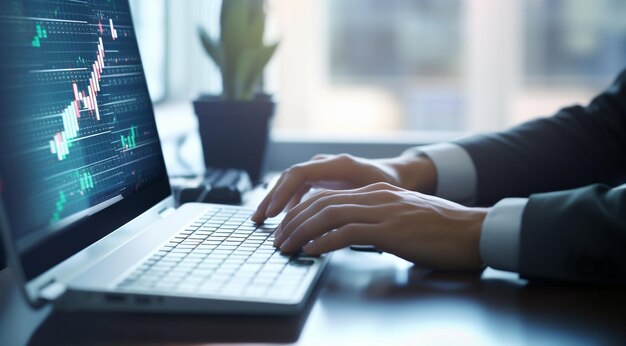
[[455, 68, 626, 282], [0, 237, 4, 270]]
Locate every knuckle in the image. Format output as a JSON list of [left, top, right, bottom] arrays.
[[321, 204, 342, 218], [311, 153, 328, 160], [383, 190, 401, 200], [309, 190, 327, 200], [284, 207, 298, 221], [371, 181, 393, 189], [373, 190, 395, 201], [335, 153, 354, 163], [312, 194, 334, 209], [288, 164, 304, 175]]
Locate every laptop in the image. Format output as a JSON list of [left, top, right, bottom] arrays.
[[0, 0, 328, 314]]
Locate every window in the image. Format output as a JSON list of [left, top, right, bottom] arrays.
[[129, 0, 166, 102], [131, 0, 626, 136], [265, 0, 465, 134], [324, 0, 464, 132], [513, 0, 626, 125], [525, 0, 626, 85]]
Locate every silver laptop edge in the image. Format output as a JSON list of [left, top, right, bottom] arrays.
[[3, 194, 329, 314], [0, 195, 174, 307]]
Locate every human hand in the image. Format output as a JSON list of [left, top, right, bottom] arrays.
[[273, 182, 489, 271], [252, 153, 437, 224]]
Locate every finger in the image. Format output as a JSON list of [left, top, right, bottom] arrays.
[[285, 184, 312, 211], [275, 189, 335, 239], [283, 154, 331, 211], [265, 157, 356, 218], [303, 223, 380, 255], [275, 188, 380, 243], [279, 204, 386, 253], [264, 164, 321, 218], [252, 171, 288, 224], [277, 182, 400, 238]]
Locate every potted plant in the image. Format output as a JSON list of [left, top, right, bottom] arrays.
[[194, 0, 278, 183]]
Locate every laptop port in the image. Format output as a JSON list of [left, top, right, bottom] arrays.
[[104, 294, 126, 303], [135, 296, 151, 305]]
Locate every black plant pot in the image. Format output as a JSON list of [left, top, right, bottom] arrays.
[[193, 94, 275, 183]]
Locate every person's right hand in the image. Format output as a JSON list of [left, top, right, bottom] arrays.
[[252, 153, 437, 224]]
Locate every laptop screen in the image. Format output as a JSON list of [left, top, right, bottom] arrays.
[[0, 0, 170, 280]]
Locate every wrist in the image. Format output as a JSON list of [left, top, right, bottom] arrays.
[[462, 207, 489, 269], [386, 155, 437, 194]]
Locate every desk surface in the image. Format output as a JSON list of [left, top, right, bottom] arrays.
[[1, 249, 626, 345], [1, 177, 626, 345]]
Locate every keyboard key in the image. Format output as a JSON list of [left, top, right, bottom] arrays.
[[261, 263, 286, 273], [193, 270, 216, 279], [171, 248, 193, 254], [224, 239, 244, 244], [283, 264, 308, 274], [252, 276, 277, 286], [239, 263, 263, 272], [213, 268, 237, 276]]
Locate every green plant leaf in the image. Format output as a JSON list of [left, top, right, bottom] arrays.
[[245, 0, 265, 48], [221, 57, 236, 99], [221, 0, 249, 54], [221, 0, 250, 99], [234, 49, 258, 100], [198, 27, 222, 68], [243, 42, 279, 99], [209, 0, 279, 100]]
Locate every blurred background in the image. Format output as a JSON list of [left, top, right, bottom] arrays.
[[129, 0, 626, 141]]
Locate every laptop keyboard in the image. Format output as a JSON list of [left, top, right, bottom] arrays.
[[116, 206, 314, 300]]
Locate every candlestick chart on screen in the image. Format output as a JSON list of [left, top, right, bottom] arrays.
[[0, 0, 165, 247]]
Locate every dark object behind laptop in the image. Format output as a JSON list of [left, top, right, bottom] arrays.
[[170, 168, 252, 206], [193, 94, 275, 184]]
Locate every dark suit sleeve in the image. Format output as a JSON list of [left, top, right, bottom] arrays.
[[453, 69, 626, 282], [0, 236, 5, 269], [454, 69, 626, 207], [520, 185, 626, 282]]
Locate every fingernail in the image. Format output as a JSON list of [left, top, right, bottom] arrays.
[[252, 208, 265, 221], [266, 200, 280, 217], [273, 224, 282, 237], [303, 240, 315, 253], [279, 237, 293, 252], [274, 230, 285, 246]]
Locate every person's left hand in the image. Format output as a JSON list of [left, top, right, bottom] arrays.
[[273, 182, 489, 271]]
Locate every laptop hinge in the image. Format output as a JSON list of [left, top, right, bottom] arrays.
[[38, 279, 67, 302]]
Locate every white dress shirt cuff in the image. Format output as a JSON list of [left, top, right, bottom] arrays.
[[479, 198, 528, 272], [403, 143, 477, 204]]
